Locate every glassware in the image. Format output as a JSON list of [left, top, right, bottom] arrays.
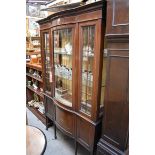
[[54, 28, 73, 107]]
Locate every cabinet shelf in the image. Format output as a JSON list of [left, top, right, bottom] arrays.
[[54, 95, 72, 107], [54, 52, 72, 56], [26, 36, 40, 40], [55, 74, 93, 87], [82, 80, 93, 87], [26, 49, 40, 52], [26, 52, 41, 55], [26, 73, 43, 82], [26, 85, 44, 98], [26, 49, 35, 51], [83, 54, 94, 57], [26, 63, 42, 71], [55, 75, 72, 81], [33, 45, 40, 47], [26, 104, 46, 124]]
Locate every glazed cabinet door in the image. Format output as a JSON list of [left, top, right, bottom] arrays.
[[41, 31, 52, 95], [78, 21, 102, 120], [52, 26, 76, 109]]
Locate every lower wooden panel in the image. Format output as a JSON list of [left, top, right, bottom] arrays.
[[56, 106, 74, 137], [45, 97, 55, 121], [77, 117, 93, 148], [76, 117, 102, 152]]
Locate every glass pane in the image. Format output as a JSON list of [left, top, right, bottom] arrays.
[[54, 28, 73, 107], [44, 33, 52, 93], [80, 26, 95, 116]]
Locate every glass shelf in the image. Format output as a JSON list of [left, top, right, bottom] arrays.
[[53, 28, 73, 107], [55, 75, 72, 81], [26, 73, 43, 83], [26, 63, 42, 71], [26, 85, 43, 98], [54, 51, 72, 56]]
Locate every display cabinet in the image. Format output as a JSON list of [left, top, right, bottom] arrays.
[[38, 1, 106, 154]]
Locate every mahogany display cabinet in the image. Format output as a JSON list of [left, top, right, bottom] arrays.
[[38, 1, 107, 154], [97, 0, 129, 155]]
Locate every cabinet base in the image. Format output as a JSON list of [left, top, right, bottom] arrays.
[[97, 139, 126, 155]]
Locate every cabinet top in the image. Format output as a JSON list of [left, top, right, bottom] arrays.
[[37, 1, 104, 25]]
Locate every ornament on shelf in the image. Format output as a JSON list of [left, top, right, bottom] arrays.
[[32, 80, 39, 90], [37, 54, 41, 64], [28, 100, 35, 107], [30, 55, 38, 64], [56, 78, 62, 88], [65, 42, 72, 54], [33, 93, 39, 102], [29, 68, 34, 74], [27, 81, 31, 87]]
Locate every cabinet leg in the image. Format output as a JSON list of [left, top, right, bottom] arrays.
[[75, 141, 78, 155], [45, 117, 48, 130], [90, 149, 94, 155], [54, 124, 57, 139]]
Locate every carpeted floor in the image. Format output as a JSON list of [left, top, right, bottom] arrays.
[[26, 108, 89, 155]]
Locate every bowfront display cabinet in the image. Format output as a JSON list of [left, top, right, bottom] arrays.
[[38, 1, 106, 154]]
